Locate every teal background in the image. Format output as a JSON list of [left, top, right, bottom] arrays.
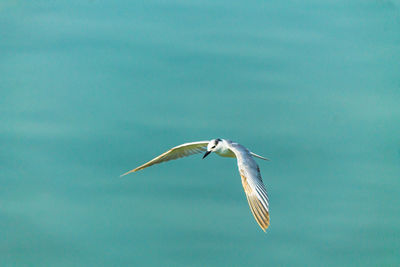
[[1, 1, 400, 266]]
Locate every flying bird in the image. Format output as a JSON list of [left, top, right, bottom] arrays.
[[121, 138, 270, 231]]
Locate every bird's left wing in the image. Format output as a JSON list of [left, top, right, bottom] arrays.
[[239, 161, 270, 231], [121, 141, 209, 176], [228, 143, 270, 232]]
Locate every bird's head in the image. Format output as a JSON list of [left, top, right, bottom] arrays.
[[203, 138, 223, 159]]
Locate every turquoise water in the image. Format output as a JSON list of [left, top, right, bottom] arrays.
[[1, 1, 400, 266]]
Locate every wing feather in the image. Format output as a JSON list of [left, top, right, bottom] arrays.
[[121, 141, 209, 176], [240, 169, 270, 231], [228, 141, 270, 231]]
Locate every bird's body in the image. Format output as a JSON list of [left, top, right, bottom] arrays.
[[122, 138, 270, 232]]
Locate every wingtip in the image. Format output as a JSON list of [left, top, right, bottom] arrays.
[[263, 222, 270, 232], [120, 169, 137, 177], [260, 221, 270, 232]]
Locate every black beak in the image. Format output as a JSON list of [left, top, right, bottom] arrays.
[[202, 151, 211, 159]]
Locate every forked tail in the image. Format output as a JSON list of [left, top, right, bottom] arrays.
[[250, 152, 269, 161]]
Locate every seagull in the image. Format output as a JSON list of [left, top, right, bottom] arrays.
[[121, 138, 270, 231]]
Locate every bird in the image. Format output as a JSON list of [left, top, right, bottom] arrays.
[[121, 138, 270, 231]]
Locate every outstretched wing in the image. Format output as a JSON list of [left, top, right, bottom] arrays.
[[228, 142, 270, 231], [121, 141, 209, 176], [239, 165, 270, 231]]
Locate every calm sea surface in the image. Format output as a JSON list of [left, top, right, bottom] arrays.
[[1, 1, 400, 266]]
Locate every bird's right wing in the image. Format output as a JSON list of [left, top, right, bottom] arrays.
[[121, 141, 209, 176]]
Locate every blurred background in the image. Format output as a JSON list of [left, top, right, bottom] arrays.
[[1, 0, 400, 266]]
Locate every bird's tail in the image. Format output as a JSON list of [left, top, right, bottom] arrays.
[[250, 152, 269, 161]]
